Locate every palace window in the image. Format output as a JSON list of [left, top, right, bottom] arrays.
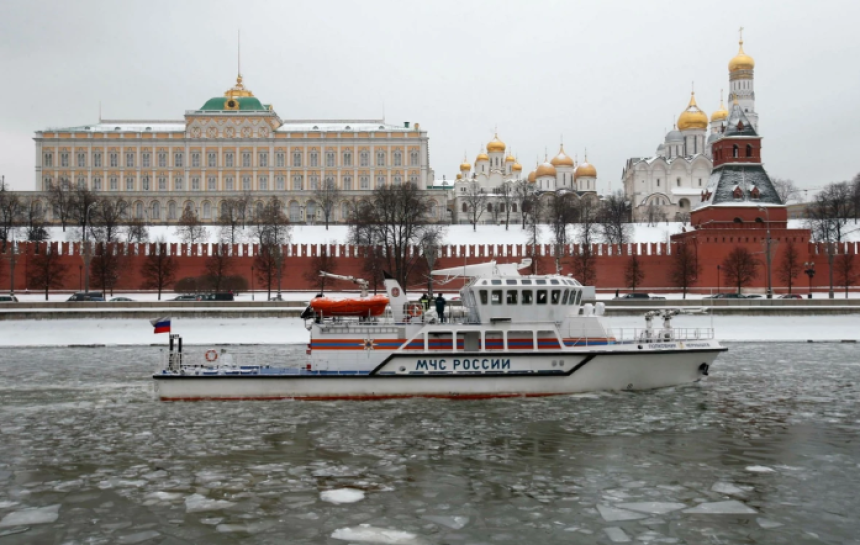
[[393, 175, 402, 185], [410, 150, 419, 166], [343, 150, 352, 166], [292, 175, 302, 190], [242, 152, 251, 168], [276, 176, 285, 190], [746, 144, 753, 158], [376, 151, 386, 166], [343, 176, 352, 190], [310, 175, 319, 190], [202, 201, 211, 219], [326, 151, 335, 167], [360, 176, 369, 190], [732, 145, 739, 158], [135, 202, 143, 219], [324, 176, 334, 189], [293, 151, 302, 167], [142, 176, 150, 191], [44, 152, 53, 167], [93, 177, 102, 191], [259, 176, 268, 191], [242, 176, 251, 190], [207, 176, 216, 191], [158, 176, 167, 191], [168, 201, 177, 220], [276, 152, 285, 167], [174, 152, 183, 167], [151, 201, 160, 220], [409, 174, 418, 184], [60, 152, 69, 167], [142, 152, 151, 168], [360, 150, 369, 167], [225, 176, 234, 191], [158, 152, 167, 168], [393, 150, 402, 166], [376, 175, 385, 188], [656, 179, 660, 187], [207, 152, 217, 168], [698, 178, 702, 186], [259, 152, 268, 167], [309, 150, 319, 167], [225, 152, 234, 167], [191, 177, 200, 191], [94, 152, 102, 167], [192, 152, 201, 167], [341, 202, 350, 220], [677, 178, 681, 187], [77, 152, 86, 168], [174, 177, 183, 191], [109, 176, 118, 191], [125, 176, 134, 191]]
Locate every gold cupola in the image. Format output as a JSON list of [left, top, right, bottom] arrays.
[[225, 74, 255, 98], [459, 155, 471, 171], [729, 35, 755, 72], [535, 157, 557, 178], [475, 152, 489, 162], [550, 145, 575, 167], [527, 170, 537, 183], [677, 91, 709, 131], [512, 161, 523, 172], [574, 160, 597, 179], [505, 152, 516, 163], [486, 134, 506, 153], [711, 90, 729, 122]]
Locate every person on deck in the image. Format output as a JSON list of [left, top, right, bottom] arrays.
[[419, 293, 430, 312], [435, 294, 447, 323]]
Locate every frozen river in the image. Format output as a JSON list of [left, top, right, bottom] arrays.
[[1, 343, 859, 544]]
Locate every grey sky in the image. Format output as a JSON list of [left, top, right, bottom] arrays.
[[1, 0, 858, 194]]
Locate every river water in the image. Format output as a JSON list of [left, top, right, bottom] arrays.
[[1, 343, 859, 544]]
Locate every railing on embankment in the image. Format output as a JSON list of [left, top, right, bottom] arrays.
[[0, 300, 306, 320], [603, 298, 860, 315]]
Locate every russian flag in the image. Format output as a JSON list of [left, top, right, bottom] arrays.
[[150, 317, 171, 334]]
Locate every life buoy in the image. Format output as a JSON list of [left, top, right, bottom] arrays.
[[205, 350, 218, 362], [407, 303, 422, 317]]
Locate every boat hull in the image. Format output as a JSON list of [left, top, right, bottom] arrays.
[[153, 348, 724, 401]]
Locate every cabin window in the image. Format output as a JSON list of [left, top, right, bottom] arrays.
[[506, 279, 517, 285], [550, 280, 560, 285], [536, 280, 547, 285], [562, 289, 570, 304], [572, 291, 582, 305], [537, 290, 548, 304], [551, 290, 561, 304], [491, 290, 502, 305], [506, 290, 518, 304], [479, 290, 488, 305], [522, 290, 533, 304], [491, 280, 502, 285], [521, 280, 532, 285]]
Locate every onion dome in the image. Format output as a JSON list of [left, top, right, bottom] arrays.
[[536, 160, 557, 178], [527, 170, 537, 183], [711, 93, 729, 122], [574, 160, 597, 179], [459, 159, 471, 171], [486, 133, 506, 153], [729, 38, 755, 72], [505, 153, 516, 163], [456, 173, 463, 180], [665, 125, 683, 143], [512, 162, 523, 172], [677, 92, 708, 131], [550, 145, 575, 167], [475, 152, 489, 162]]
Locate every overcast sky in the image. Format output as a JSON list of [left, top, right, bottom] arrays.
[[2, 0, 858, 194]]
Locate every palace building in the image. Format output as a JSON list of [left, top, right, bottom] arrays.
[[33, 75, 440, 223], [622, 32, 760, 221]]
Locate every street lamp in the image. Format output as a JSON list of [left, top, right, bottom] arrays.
[[251, 265, 255, 301], [717, 264, 721, 295], [757, 206, 773, 299], [83, 201, 98, 294], [804, 261, 816, 299]]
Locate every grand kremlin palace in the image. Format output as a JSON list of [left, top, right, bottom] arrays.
[[32, 75, 440, 223]]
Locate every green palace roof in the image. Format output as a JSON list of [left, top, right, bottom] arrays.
[[198, 75, 271, 112]]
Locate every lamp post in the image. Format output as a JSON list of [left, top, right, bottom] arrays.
[[250, 265, 255, 301], [717, 264, 721, 295], [757, 206, 773, 298], [804, 261, 816, 299], [78, 264, 82, 291], [82, 201, 98, 294]]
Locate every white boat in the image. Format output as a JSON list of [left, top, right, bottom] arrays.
[[153, 259, 725, 401]]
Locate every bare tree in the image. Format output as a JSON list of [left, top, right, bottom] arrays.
[[546, 193, 575, 274], [493, 181, 516, 230], [852, 172, 860, 223], [513, 180, 533, 228], [90, 197, 127, 243], [670, 241, 700, 299], [48, 179, 73, 232], [28, 244, 69, 300], [90, 242, 124, 296], [205, 243, 234, 293], [0, 182, 23, 252], [598, 190, 632, 245], [313, 178, 342, 230], [462, 180, 488, 231], [304, 244, 338, 292], [21, 196, 49, 242], [835, 252, 856, 298], [69, 186, 100, 240], [175, 206, 207, 244], [624, 252, 645, 292], [141, 239, 177, 301], [641, 201, 667, 227], [771, 177, 799, 204], [721, 246, 759, 295], [778, 239, 802, 295], [254, 244, 283, 299], [219, 197, 246, 244], [251, 198, 291, 298], [124, 216, 149, 243], [572, 198, 599, 286], [522, 194, 544, 274], [806, 181, 855, 297]]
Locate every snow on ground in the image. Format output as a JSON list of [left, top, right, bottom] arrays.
[[1, 314, 857, 347]]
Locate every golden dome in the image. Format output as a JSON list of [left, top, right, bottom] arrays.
[[475, 152, 489, 162], [456, 173, 463, 180], [729, 39, 755, 72], [486, 134, 506, 153], [574, 161, 597, 179], [677, 92, 708, 131], [459, 160, 471, 171], [550, 145, 575, 167], [711, 97, 729, 122], [512, 162, 523, 172], [536, 161, 557, 178], [224, 74, 255, 98], [527, 170, 537, 183], [505, 153, 516, 163]]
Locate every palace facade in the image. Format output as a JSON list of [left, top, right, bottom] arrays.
[[32, 75, 443, 223]]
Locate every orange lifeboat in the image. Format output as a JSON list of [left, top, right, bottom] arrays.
[[309, 295, 389, 317]]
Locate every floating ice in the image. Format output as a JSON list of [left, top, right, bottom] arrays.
[[604, 527, 632, 542], [682, 500, 757, 514], [184, 493, 236, 513], [0, 504, 60, 528], [745, 465, 775, 473], [757, 518, 784, 529], [0, 501, 19, 509], [321, 488, 366, 504], [616, 502, 686, 515], [711, 482, 747, 495], [596, 504, 648, 521], [144, 491, 183, 501], [331, 524, 429, 544], [421, 515, 469, 529], [117, 530, 161, 544]]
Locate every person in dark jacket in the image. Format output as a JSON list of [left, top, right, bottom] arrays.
[[435, 294, 447, 323], [419, 293, 430, 311]]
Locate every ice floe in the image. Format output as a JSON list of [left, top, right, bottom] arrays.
[[0, 504, 60, 528], [184, 493, 236, 513], [331, 524, 429, 544], [604, 527, 632, 542], [596, 504, 648, 521], [320, 488, 366, 504], [710, 482, 747, 495], [682, 500, 757, 514], [615, 502, 686, 515], [745, 465, 776, 473], [117, 530, 161, 544], [421, 515, 469, 529], [757, 518, 784, 529]]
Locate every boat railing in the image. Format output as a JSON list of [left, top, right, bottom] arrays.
[[158, 348, 304, 372], [606, 328, 715, 344]]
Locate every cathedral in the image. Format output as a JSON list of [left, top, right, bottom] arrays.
[[622, 33, 759, 221]]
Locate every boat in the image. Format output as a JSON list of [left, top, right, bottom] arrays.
[[307, 295, 389, 318], [153, 259, 726, 401]]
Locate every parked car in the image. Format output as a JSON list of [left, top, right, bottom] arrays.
[[67, 292, 104, 302], [110, 297, 135, 302], [779, 293, 803, 299], [172, 294, 200, 302], [703, 293, 746, 299], [200, 292, 235, 302], [744, 294, 762, 299], [0, 294, 19, 303], [268, 295, 284, 301], [612, 293, 666, 300]]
